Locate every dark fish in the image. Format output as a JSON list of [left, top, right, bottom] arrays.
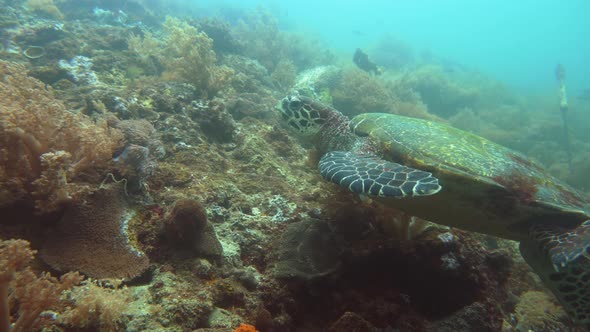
[[353, 48, 381, 75]]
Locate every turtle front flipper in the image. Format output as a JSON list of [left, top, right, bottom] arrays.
[[319, 151, 441, 198], [519, 221, 590, 325]]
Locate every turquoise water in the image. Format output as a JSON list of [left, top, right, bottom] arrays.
[[188, 0, 590, 95]]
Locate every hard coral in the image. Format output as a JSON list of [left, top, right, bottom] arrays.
[[91, 116, 165, 193], [40, 184, 149, 279], [163, 199, 223, 261], [0, 60, 123, 213]]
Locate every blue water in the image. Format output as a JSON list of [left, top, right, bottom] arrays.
[[182, 0, 590, 96]]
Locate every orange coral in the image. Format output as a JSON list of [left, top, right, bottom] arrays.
[[0, 60, 123, 213], [235, 323, 259, 332]]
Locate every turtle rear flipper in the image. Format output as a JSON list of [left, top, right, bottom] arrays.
[[319, 151, 441, 198], [520, 221, 590, 325]]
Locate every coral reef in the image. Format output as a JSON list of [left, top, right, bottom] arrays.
[[40, 184, 149, 279], [24, 0, 64, 19], [510, 290, 568, 331], [234, 7, 333, 72], [391, 65, 480, 118], [111, 118, 165, 192], [128, 16, 235, 98], [0, 239, 134, 331], [330, 67, 439, 121], [0, 60, 123, 213], [197, 18, 242, 54], [0, 2, 588, 331], [163, 198, 224, 261]]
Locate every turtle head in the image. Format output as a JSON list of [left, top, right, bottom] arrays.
[[278, 94, 327, 135]]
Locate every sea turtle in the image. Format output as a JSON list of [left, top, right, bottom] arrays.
[[278, 93, 590, 325]]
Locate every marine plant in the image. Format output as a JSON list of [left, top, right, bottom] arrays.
[[0, 60, 123, 213], [128, 17, 234, 97], [0, 239, 130, 331], [233, 7, 332, 72], [513, 291, 568, 330], [24, 0, 64, 19], [330, 68, 437, 121], [390, 65, 480, 118], [270, 59, 297, 92], [331, 68, 393, 117], [370, 33, 415, 70]]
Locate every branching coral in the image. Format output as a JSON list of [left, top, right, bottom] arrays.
[[0, 239, 83, 332], [0, 240, 34, 332], [128, 17, 234, 97], [57, 280, 129, 330], [0, 60, 123, 213], [1, 239, 130, 331]]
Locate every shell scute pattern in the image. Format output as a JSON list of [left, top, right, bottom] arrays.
[[319, 151, 441, 198]]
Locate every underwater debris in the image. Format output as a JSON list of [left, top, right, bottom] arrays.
[[40, 184, 149, 279], [22, 45, 45, 59]]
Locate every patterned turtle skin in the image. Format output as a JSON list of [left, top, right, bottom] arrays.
[[279, 94, 590, 326]]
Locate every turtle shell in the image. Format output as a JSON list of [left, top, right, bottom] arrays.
[[349, 113, 589, 240]]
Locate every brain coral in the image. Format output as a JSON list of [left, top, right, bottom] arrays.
[[40, 184, 149, 279]]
